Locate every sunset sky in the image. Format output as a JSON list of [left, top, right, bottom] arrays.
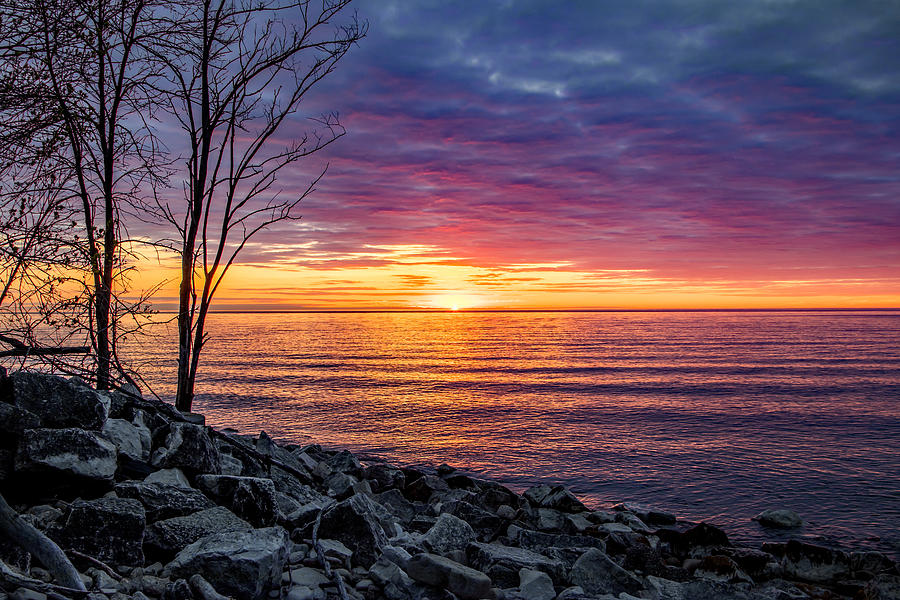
[[145, 0, 900, 311]]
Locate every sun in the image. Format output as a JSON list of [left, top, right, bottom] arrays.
[[450, 304, 460, 311], [422, 292, 484, 311]]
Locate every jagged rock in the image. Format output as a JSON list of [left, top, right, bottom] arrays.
[[217, 453, 244, 476], [144, 506, 252, 559], [318, 494, 389, 567], [442, 500, 504, 536], [467, 541, 566, 588], [519, 567, 555, 600], [16, 427, 117, 483], [256, 432, 313, 482], [195, 474, 279, 527], [165, 526, 290, 600], [754, 509, 802, 529], [614, 511, 651, 533], [53, 497, 146, 566], [694, 555, 752, 584], [407, 553, 493, 600], [7, 372, 109, 430], [658, 522, 731, 558], [115, 481, 215, 522], [569, 548, 643, 596], [721, 547, 779, 580], [101, 418, 151, 462], [325, 449, 364, 476], [404, 474, 450, 502], [612, 502, 677, 526], [422, 513, 477, 556], [364, 463, 406, 492], [324, 471, 357, 498], [373, 490, 419, 526], [765, 540, 850, 583], [473, 479, 521, 512], [850, 551, 895, 576], [144, 468, 191, 489], [151, 422, 219, 475], [0, 402, 40, 441], [524, 485, 587, 513], [268, 466, 325, 505], [535, 507, 568, 532], [863, 574, 900, 600]]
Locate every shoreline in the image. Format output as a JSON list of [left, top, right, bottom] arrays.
[[1, 371, 897, 600]]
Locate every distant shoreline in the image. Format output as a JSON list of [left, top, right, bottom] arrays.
[[148, 307, 900, 314]]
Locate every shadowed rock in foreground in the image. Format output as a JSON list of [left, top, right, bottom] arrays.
[[0, 370, 897, 600]]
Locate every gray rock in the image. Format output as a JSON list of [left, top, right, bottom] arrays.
[[195, 474, 279, 527], [523, 485, 587, 513], [144, 506, 252, 559], [284, 567, 330, 587], [519, 568, 555, 600], [568, 548, 643, 596], [115, 481, 215, 522], [407, 553, 493, 600], [324, 471, 357, 498], [374, 489, 419, 525], [143, 467, 191, 489], [467, 542, 566, 588], [325, 450, 363, 477], [318, 494, 389, 568], [442, 500, 504, 536], [8, 371, 108, 430], [165, 526, 290, 600], [151, 422, 219, 475], [218, 453, 244, 476], [0, 402, 40, 437], [423, 513, 477, 556], [268, 466, 327, 505], [365, 463, 406, 492], [101, 418, 151, 462], [16, 428, 117, 482], [863, 574, 900, 600], [404, 474, 450, 502], [754, 509, 802, 529], [612, 502, 677, 526], [772, 540, 850, 583], [256, 432, 313, 482], [513, 529, 606, 555], [694, 555, 752, 584], [54, 497, 146, 566]]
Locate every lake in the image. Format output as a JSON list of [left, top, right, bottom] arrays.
[[128, 310, 900, 558]]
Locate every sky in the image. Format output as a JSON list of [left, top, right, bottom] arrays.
[[145, 0, 900, 310]]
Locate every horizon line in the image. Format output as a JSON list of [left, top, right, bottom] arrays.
[[149, 307, 900, 314]]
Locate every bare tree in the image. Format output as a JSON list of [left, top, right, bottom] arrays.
[[0, 0, 167, 388], [155, 0, 365, 411]]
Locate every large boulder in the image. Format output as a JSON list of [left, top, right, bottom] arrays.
[[568, 548, 644, 596], [165, 526, 290, 600], [467, 542, 566, 588], [194, 475, 279, 527], [524, 485, 587, 513], [318, 494, 389, 568], [151, 422, 219, 475], [144, 506, 252, 560], [406, 553, 492, 600], [767, 540, 850, 583], [53, 497, 146, 566], [422, 513, 477, 556], [754, 508, 802, 529], [115, 481, 215, 522], [0, 402, 40, 442], [101, 417, 151, 462], [6, 372, 108, 430], [441, 500, 504, 537], [364, 463, 406, 492], [15, 428, 117, 483], [519, 568, 556, 600]]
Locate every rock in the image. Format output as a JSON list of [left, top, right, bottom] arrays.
[[364, 463, 406, 491], [256, 432, 313, 482], [423, 513, 477, 556], [144, 468, 192, 489], [519, 568, 555, 600], [694, 555, 752, 584], [850, 551, 895, 576], [144, 507, 252, 559], [318, 494, 389, 567], [318, 539, 354, 566], [767, 540, 850, 583], [285, 586, 325, 600], [195, 474, 279, 527], [514, 529, 606, 555], [101, 418, 151, 462], [405, 474, 450, 502], [442, 500, 504, 536], [374, 489, 419, 526], [612, 502, 677, 526], [568, 548, 643, 596], [165, 526, 290, 600], [325, 450, 363, 477], [467, 542, 566, 588], [472, 479, 520, 512], [151, 422, 219, 475], [324, 471, 357, 498], [16, 427, 117, 483], [284, 567, 330, 587], [407, 553, 493, 600], [268, 466, 326, 505], [0, 402, 41, 440], [8, 371, 108, 430], [115, 481, 215, 522], [10, 589, 47, 600], [218, 453, 244, 476], [754, 509, 802, 529], [658, 522, 730, 558], [863, 574, 900, 600], [524, 485, 587, 513], [54, 497, 145, 566]]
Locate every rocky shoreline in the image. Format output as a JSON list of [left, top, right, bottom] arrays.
[[0, 370, 897, 600]]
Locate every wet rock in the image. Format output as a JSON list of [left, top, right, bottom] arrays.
[[256, 432, 313, 481], [325, 449, 364, 477], [144, 468, 191, 489], [754, 509, 802, 529], [268, 466, 326, 505], [569, 547, 644, 596], [115, 481, 215, 522], [524, 485, 587, 513], [519, 567, 555, 600], [165, 526, 290, 600], [658, 522, 731, 558], [407, 553, 493, 600], [694, 555, 752, 584], [318, 494, 389, 567], [863, 574, 900, 600], [467, 541, 566, 588], [851, 551, 895, 576], [422, 513, 477, 556], [144, 506, 252, 560], [364, 463, 406, 492], [473, 479, 521, 512], [54, 497, 145, 566], [766, 540, 850, 583], [16, 427, 117, 483], [8, 372, 108, 430], [442, 500, 504, 537], [404, 474, 450, 502], [101, 418, 151, 462], [195, 474, 279, 527], [612, 502, 676, 526], [151, 422, 219, 475]]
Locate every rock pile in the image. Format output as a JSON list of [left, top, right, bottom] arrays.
[[0, 370, 897, 600]]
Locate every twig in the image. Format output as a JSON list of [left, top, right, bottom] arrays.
[[66, 549, 123, 582], [311, 504, 349, 600], [0, 559, 88, 598]]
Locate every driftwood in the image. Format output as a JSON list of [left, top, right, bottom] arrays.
[[188, 574, 231, 600], [311, 506, 350, 600], [0, 559, 89, 598], [0, 334, 90, 358], [0, 492, 86, 592], [66, 548, 122, 582]]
